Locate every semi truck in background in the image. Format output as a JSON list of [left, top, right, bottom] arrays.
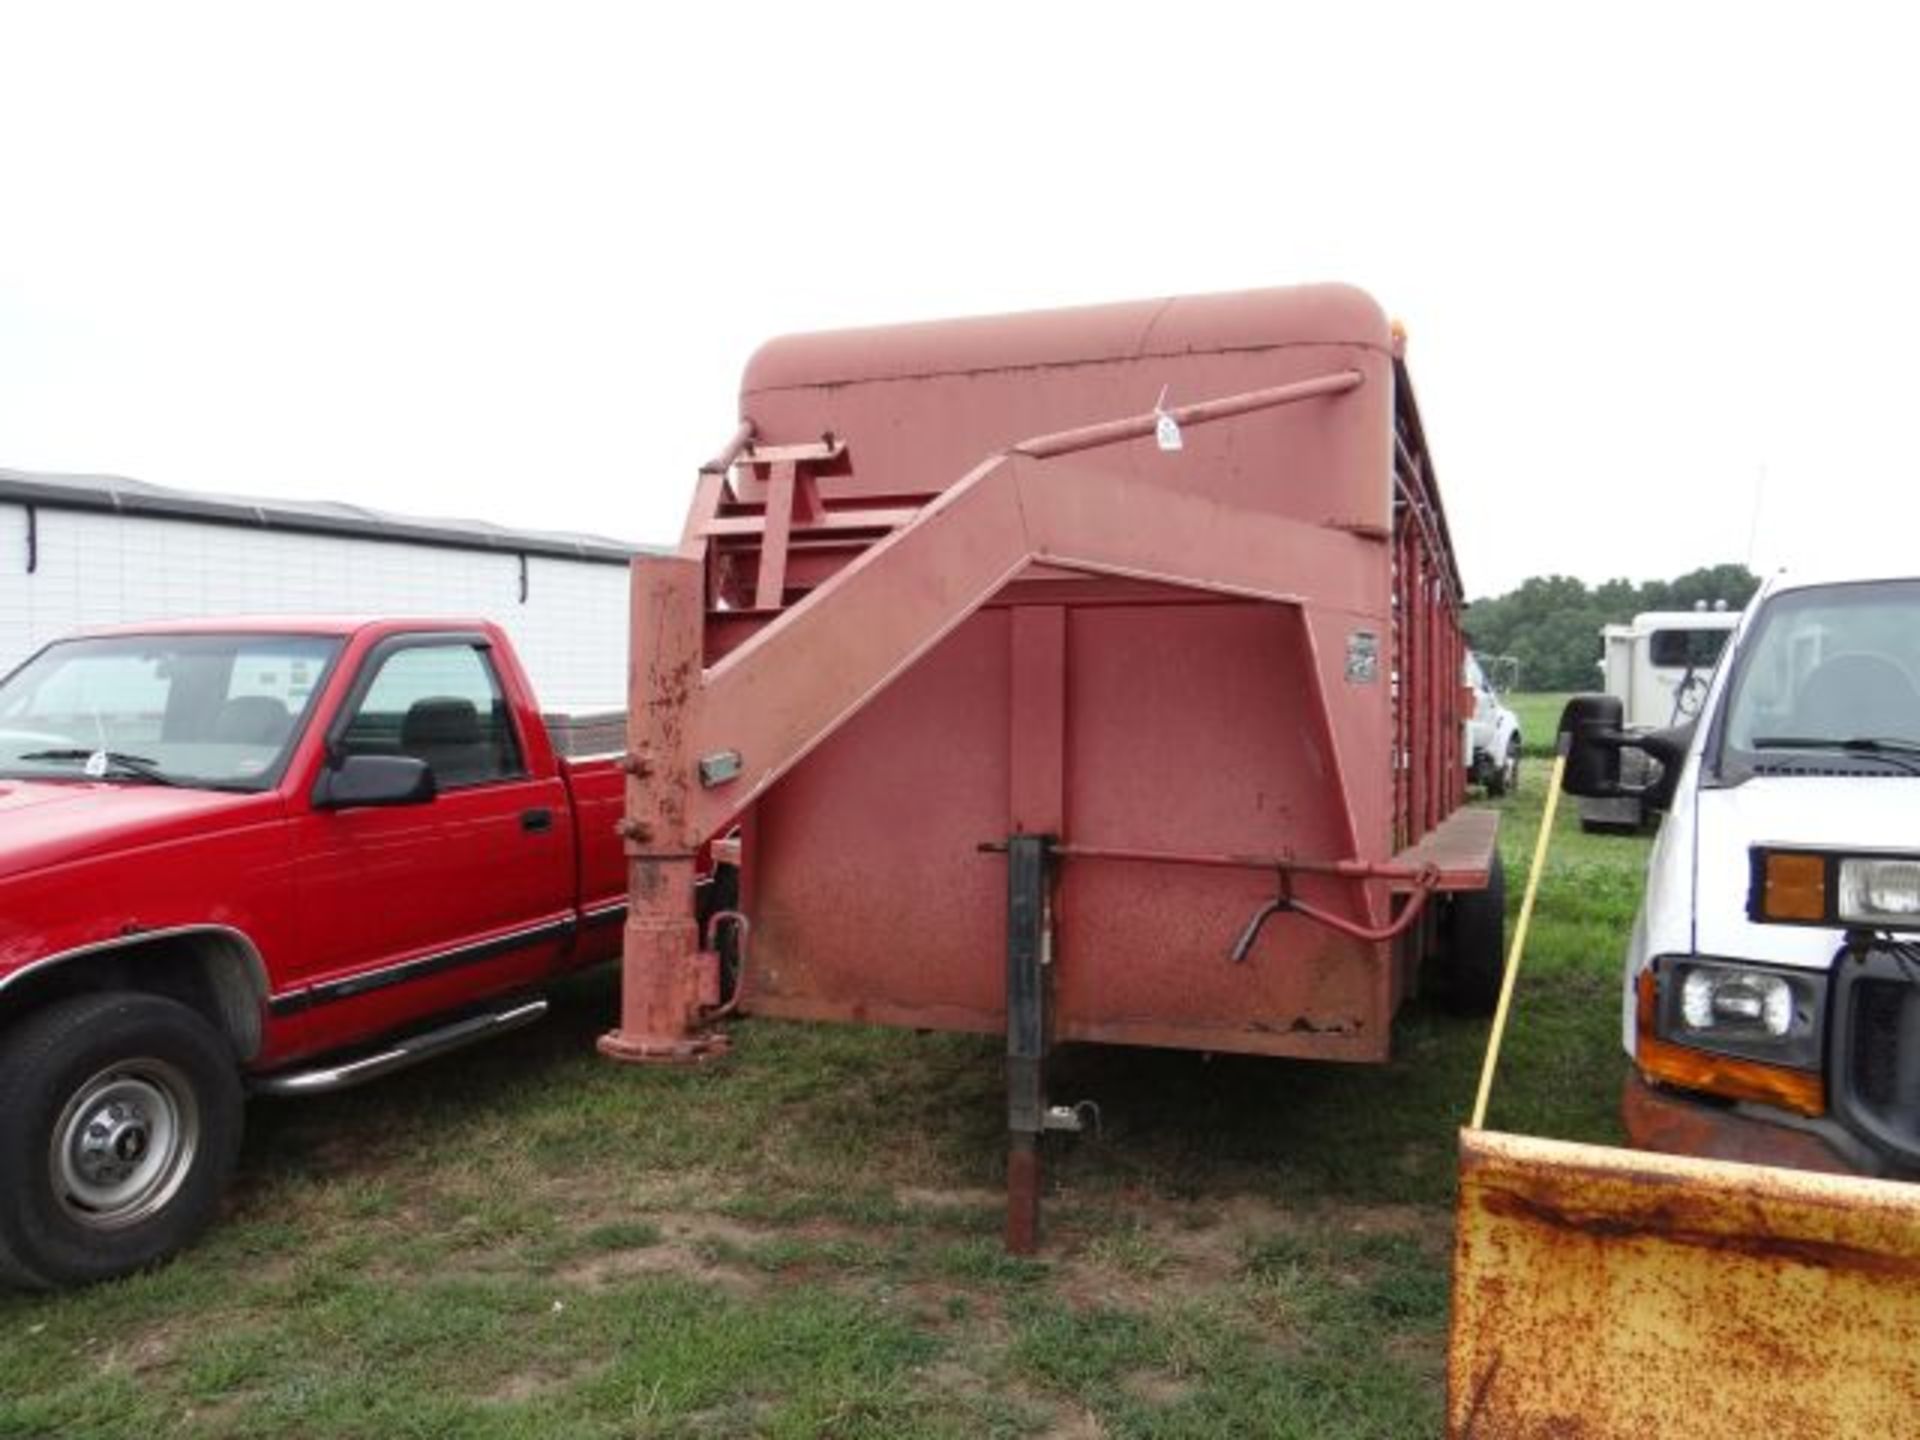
[[1579, 604, 1739, 831]]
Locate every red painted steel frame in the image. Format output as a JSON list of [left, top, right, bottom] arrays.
[[605, 285, 1485, 1075]]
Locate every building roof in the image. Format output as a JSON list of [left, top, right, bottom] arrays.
[[0, 467, 651, 566]]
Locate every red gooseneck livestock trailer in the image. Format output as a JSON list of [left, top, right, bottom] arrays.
[[603, 284, 1501, 1249]]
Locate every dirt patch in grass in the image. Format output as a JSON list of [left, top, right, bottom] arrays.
[[558, 1213, 769, 1295], [1120, 1367, 1197, 1406], [895, 1184, 1003, 1211], [1040, 1406, 1109, 1438], [482, 1357, 602, 1404], [1053, 1192, 1303, 1312], [96, 1322, 184, 1376]]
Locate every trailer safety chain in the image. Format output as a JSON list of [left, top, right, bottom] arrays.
[[1230, 862, 1442, 962]]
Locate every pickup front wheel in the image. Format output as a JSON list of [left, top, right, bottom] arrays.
[[0, 993, 242, 1289]]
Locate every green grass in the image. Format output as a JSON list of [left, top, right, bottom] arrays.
[[1507, 691, 1576, 757], [0, 767, 1651, 1438]]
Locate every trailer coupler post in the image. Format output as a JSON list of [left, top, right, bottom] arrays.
[[598, 852, 733, 1065], [1005, 833, 1055, 1255]]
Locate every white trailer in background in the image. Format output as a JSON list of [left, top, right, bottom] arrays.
[[1582, 605, 1741, 831], [0, 468, 648, 711]]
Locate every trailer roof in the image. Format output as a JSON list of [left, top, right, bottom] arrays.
[[0, 467, 650, 565], [743, 283, 1391, 394]]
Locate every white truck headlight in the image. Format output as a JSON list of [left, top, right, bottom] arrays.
[[1657, 957, 1823, 1071], [1679, 965, 1794, 1038], [1837, 858, 1920, 930]]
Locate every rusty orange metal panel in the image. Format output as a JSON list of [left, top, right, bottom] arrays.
[[1450, 1128, 1920, 1437]]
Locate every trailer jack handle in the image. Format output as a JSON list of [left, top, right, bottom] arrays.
[[699, 910, 752, 1022], [1230, 864, 1441, 961]]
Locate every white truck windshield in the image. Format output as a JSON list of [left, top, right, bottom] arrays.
[[1719, 581, 1920, 772], [0, 634, 342, 790]]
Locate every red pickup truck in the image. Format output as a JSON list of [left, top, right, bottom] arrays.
[[0, 617, 631, 1288]]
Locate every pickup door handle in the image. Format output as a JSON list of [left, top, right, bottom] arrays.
[[520, 808, 554, 834]]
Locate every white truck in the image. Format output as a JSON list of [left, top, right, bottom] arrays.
[[1579, 607, 1740, 830], [1560, 571, 1920, 1178], [1464, 651, 1523, 796]]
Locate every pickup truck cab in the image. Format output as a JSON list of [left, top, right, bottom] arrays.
[[0, 617, 628, 1287], [1561, 573, 1920, 1178]]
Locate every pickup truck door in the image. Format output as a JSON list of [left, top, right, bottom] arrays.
[[282, 634, 575, 1041]]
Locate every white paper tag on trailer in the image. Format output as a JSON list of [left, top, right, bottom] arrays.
[[1155, 410, 1183, 452]]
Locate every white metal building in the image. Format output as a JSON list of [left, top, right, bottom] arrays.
[[0, 468, 648, 711]]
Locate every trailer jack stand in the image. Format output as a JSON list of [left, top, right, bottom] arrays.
[[598, 858, 732, 1066], [1005, 834, 1059, 1254]]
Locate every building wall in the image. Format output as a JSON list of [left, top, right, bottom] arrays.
[[0, 504, 630, 710]]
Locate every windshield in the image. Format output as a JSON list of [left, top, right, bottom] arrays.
[[1717, 581, 1920, 775], [0, 633, 342, 790]]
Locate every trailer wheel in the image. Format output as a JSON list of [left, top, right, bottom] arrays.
[[0, 993, 242, 1290], [1441, 851, 1507, 1015]]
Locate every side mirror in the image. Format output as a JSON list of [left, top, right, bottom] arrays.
[[313, 754, 436, 809], [1559, 694, 1624, 796], [1557, 694, 1692, 814], [1634, 723, 1694, 814]]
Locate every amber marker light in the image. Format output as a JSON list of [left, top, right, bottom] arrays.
[[1760, 850, 1828, 923]]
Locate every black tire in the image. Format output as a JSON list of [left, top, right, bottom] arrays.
[[1484, 736, 1521, 798], [1441, 850, 1507, 1015], [0, 992, 242, 1290]]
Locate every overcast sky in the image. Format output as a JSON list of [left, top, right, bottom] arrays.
[[3, 3, 1914, 599]]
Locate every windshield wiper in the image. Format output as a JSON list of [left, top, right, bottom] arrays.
[[1750, 736, 1920, 775], [16, 749, 183, 785]]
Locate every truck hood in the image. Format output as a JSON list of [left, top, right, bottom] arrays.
[[1692, 774, 1920, 969], [0, 779, 278, 881]]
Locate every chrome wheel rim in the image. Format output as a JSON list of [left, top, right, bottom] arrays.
[[51, 1060, 200, 1230]]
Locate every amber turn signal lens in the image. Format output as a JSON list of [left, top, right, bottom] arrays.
[[1761, 851, 1828, 923]]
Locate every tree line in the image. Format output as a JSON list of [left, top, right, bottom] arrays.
[[1464, 563, 1759, 692]]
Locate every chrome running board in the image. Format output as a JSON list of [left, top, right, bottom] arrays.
[[252, 998, 549, 1097]]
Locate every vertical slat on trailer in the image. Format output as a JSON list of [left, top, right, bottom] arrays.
[[1408, 534, 1427, 841], [1426, 563, 1442, 835], [1392, 515, 1411, 850]]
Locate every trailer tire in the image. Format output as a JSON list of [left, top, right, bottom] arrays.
[[0, 992, 242, 1290], [1441, 850, 1506, 1015]]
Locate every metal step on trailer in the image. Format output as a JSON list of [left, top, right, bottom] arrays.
[[252, 998, 549, 1097], [1389, 806, 1500, 891]]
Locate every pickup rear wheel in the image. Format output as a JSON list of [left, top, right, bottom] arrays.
[[1485, 736, 1521, 798], [0, 993, 242, 1290]]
